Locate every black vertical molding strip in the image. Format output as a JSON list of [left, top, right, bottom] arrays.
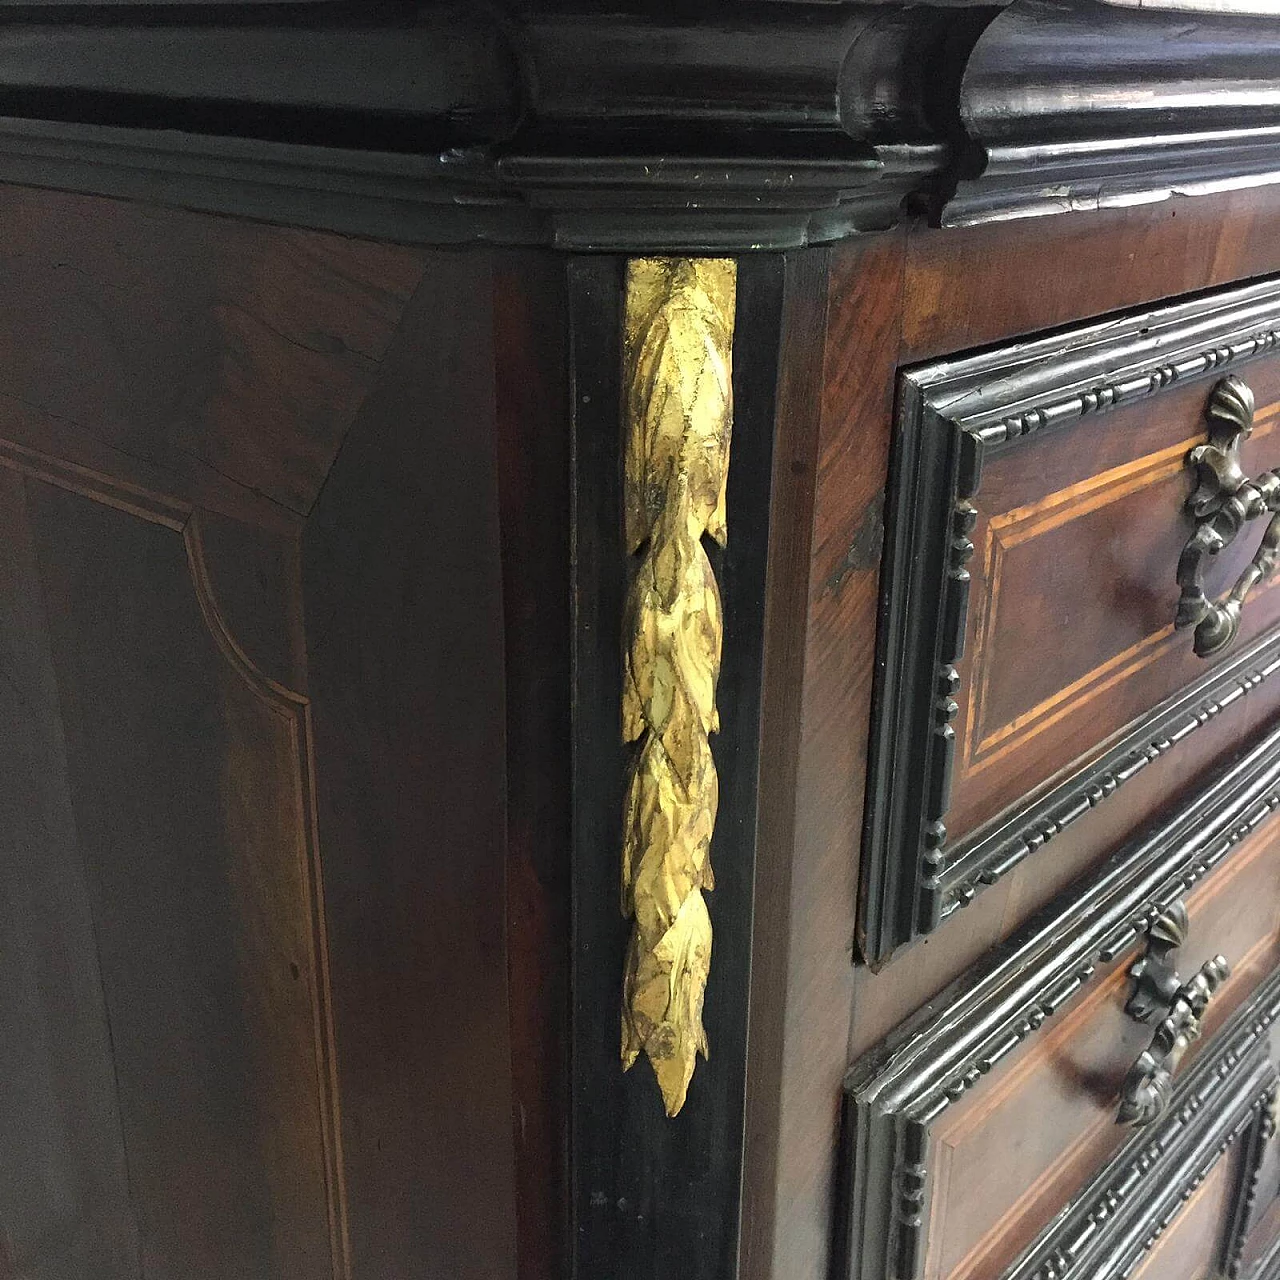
[[569, 255, 785, 1280]]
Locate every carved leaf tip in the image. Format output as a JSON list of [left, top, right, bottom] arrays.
[[620, 256, 736, 1117]]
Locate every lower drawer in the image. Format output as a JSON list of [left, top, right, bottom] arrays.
[[841, 723, 1280, 1280], [1232, 1010, 1280, 1279], [1005, 966, 1280, 1280]]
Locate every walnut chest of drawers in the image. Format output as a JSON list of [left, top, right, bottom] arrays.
[[5, 4, 1280, 1280]]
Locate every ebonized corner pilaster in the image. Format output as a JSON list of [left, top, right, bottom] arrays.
[[567, 254, 783, 1280]]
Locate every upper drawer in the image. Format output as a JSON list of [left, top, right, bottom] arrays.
[[864, 277, 1280, 963]]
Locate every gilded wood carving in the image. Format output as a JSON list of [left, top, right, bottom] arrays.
[[620, 257, 737, 1117]]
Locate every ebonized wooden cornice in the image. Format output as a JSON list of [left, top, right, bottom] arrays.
[[943, 0, 1280, 225], [0, 2, 975, 249], [1, 1, 1280, 244]]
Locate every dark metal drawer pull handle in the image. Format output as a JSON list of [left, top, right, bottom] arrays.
[[1177, 376, 1280, 657], [1118, 902, 1229, 1127]]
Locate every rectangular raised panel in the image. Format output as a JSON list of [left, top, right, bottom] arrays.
[[962, 408, 1280, 780], [864, 276, 1280, 961], [841, 723, 1280, 1280]]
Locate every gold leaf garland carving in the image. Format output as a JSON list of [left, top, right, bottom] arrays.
[[620, 257, 737, 1117]]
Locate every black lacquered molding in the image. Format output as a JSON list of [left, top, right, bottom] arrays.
[[944, 0, 1280, 225], [5, 1, 1280, 244], [0, 3, 973, 250]]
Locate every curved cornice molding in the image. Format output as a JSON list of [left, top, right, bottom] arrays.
[[0, 2, 971, 249], [4, 1, 1280, 244], [943, 0, 1280, 224]]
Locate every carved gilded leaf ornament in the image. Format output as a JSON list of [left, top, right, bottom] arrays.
[[620, 257, 737, 1116]]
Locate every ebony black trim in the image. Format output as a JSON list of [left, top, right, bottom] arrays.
[[567, 256, 783, 1280], [862, 275, 1280, 965], [944, 126, 1280, 229], [842, 719, 1280, 1280], [943, 0, 1280, 226], [0, 5, 976, 250], [7, 1, 1280, 244], [0, 115, 942, 251]]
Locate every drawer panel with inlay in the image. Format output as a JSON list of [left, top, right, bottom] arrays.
[[841, 722, 1280, 1280], [1001, 964, 1280, 1280], [864, 277, 1280, 963]]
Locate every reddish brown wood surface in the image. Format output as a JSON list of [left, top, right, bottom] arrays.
[[1129, 1153, 1239, 1280], [922, 816, 1280, 1280], [492, 253, 571, 1280], [847, 684, 1280, 1061], [949, 360, 1280, 847], [742, 233, 905, 1280], [0, 185, 423, 530], [904, 187, 1280, 363]]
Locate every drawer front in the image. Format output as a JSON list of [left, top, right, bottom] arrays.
[[865, 277, 1280, 962], [841, 723, 1280, 1280], [1002, 966, 1280, 1280]]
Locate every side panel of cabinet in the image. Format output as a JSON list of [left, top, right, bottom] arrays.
[[0, 187, 534, 1280], [0, 468, 335, 1278], [0, 468, 137, 1279], [301, 251, 519, 1280]]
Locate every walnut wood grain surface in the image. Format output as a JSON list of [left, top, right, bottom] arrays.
[[0, 185, 423, 529], [949, 362, 1280, 848], [742, 234, 905, 1280], [761, 187, 1280, 1280], [920, 812, 1280, 1280], [0, 185, 534, 1280], [903, 187, 1280, 364]]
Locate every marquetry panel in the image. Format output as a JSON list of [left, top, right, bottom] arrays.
[[864, 276, 1280, 961], [952, 374, 1280, 842], [0, 453, 344, 1279], [842, 726, 1280, 1280], [960, 400, 1280, 785]]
